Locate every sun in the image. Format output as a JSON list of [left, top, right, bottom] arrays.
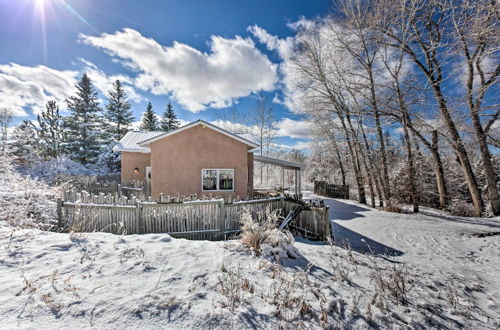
[[34, 0, 48, 9]]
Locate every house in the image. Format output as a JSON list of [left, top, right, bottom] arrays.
[[113, 120, 304, 199]]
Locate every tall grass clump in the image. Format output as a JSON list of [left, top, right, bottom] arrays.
[[239, 207, 300, 259]]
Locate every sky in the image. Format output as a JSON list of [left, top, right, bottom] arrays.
[[0, 0, 332, 150]]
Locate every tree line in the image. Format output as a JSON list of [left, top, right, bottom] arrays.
[[292, 0, 498, 216], [0, 73, 180, 172]]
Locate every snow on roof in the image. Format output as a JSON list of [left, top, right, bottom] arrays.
[[113, 131, 164, 153], [138, 120, 258, 148]]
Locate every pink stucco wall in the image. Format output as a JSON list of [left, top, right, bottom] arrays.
[[149, 125, 252, 199], [120, 151, 150, 183]]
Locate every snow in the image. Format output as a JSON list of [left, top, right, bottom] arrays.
[[0, 156, 58, 228], [21, 157, 94, 183], [1, 171, 499, 329], [112, 131, 163, 153]]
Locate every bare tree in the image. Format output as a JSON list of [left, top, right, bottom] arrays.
[[291, 30, 368, 204], [334, 0, 393, 205], [379, 0, 486, 216], [250, 94, 277, 187], [380, 42, 420, 212], [0, 108, 14, 154], [449, 0, 500, 215]]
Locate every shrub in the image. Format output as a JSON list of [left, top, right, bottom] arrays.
[[240, 207, 300, 259], [0, 155, 58, 228], [447, 199, 476, 217], [23, 156, 94, 184]]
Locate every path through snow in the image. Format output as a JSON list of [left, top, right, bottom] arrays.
[[305, 192, 500, 322]]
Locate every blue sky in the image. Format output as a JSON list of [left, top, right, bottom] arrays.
[[0, 0, 332, 149]]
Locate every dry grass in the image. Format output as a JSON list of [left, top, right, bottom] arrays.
[[217, 262, 253, 311], [370, 263, 415, 306], [384, 203, 404, 213], [239, 207, 279, 255], [239, 207, 299, 259]]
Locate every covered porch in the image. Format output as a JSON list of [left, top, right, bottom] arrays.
[[253, 154, 305, 199]]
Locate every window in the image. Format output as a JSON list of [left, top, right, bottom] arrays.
[[202, 169, 234, 191]]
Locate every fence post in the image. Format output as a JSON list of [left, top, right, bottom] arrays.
[[324, 206, 331, 241], [56, 198, 63, 228], [136, 201, 144, 234], [219, 199, 225, 240]]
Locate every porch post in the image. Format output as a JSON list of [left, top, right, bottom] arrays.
[[298, 169, 302, 199], [280, 167, 285, 195], [294, 169, 298, 198]]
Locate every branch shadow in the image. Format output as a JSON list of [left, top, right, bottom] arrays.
[[331, 222, 404, 257], [419, 210, 500, 229]]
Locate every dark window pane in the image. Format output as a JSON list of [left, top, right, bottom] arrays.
[[219, 170, 234, 190], [202, 170, 217, 190]]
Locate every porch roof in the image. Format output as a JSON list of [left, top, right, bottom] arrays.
[[253, 154, 305, 170]]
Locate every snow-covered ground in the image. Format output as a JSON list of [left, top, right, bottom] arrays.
[[1, 191, 499, 328]]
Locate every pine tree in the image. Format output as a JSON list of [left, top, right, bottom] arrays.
[[160, 103, 180, 131], [139, 102, 158, 131], [9, 120, 41, 165], [36, 100, 64, 159], [104, 80, 134, 142], [63, 73, 103, 164]]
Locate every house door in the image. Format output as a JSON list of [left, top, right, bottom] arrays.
[[145, 166, 152, 197]]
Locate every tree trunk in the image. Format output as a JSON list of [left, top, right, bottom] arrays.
[[434, 87, 484, 216], [474, 123, 500, 215], [332, 140, 346, 186], [430, 131, 448, 209], [337, 112, 366, 204], [359, 119, 384, 207], [402, 118, 419, 213], [367, 67, 391, 205], [465, 59, 500, 215]]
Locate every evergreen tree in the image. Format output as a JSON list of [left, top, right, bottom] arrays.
[[9, 120, 41, 165], [63, 73, 103, 164], [139, 102, 158, 131], [36, 100, 64, 159], [96, 143, 121, 173], [104, 80, 134, 142], [160, 103, 180, 131]]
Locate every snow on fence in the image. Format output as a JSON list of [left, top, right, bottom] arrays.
[[314, 181, 350, 199], [61, 180, 145, 199], [57, 191, 330, 241]]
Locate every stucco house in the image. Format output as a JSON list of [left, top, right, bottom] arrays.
[[113, 120, 304, 199]]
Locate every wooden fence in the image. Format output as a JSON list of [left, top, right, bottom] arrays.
[[314, 181, 350, 199], [57, 191, 330, 241], [60, 178, 145, 198]]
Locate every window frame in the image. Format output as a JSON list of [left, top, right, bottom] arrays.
[[201, 168, 235, 192]]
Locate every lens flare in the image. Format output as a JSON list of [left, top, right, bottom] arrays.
[[33, 0, 49, 64]]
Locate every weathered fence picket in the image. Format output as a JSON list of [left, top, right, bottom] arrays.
[[314, 181, 349, 199], [58, 190, 331, 241]]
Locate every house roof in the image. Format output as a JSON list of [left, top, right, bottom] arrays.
[[253, 154, 305, 170], [113, 131, 164, 153], [137, 120, 259, 148]]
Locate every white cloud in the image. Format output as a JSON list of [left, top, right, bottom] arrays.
[[275, 118, 313, 139], [0, 63, 78, 116], [210, 119, 254, 135], [287, 16, 317, 31], [272, 141, 311, 151], [80, 28, 279, 112], [210, 117, 313, 140], [0, 60, 145, 118], [79, 59, 143, 102], [248, 24, 303, 113]]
